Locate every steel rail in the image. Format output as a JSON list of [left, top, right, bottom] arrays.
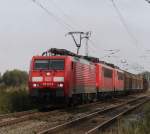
[[0, 100, 110, 128], [0, 111, 53, 127], [37, 95, 148, 134], [0, 110, 37, 120], [86, 98, 150, 134], [0, 105, 60, 128]]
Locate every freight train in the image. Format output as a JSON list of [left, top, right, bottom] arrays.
[[28, 48, 146, 105]]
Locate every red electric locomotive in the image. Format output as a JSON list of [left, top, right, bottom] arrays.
[[28, 48, 97, 104], [96, 63, 114, 96], [95, 61, 124, 98]]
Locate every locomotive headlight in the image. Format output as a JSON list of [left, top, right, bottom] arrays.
[[57, 83, 64, 88], [33, 84, 37, 87], [59, 83, 63, 87], [33, 83, 40, 87]]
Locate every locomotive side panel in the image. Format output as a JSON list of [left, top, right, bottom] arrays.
[[72, 58, 96, 94]]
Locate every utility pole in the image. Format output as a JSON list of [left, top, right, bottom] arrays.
[[67, 31, 91, 55], [84, 32, 91, 56], [67, 32, 84, 54]]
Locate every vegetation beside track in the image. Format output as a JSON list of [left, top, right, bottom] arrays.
[[0, 69, 37, 114], [0, 87, 36, 114], [0, 69, 28, 87], [123, 102, 150, 134], [104, 102, 150, 134]]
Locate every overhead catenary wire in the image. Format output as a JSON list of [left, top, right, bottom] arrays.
[[33, 0, 98, 54], [88, 39, 99, 52], [88, 39, 97, 48], [46, 0, 98, 52], [145, 0, 150, 3], [32, 0, 74, 31], [109, 0, 138, 47], [32, 0, 97, 54], [47, 0, 85, 30]]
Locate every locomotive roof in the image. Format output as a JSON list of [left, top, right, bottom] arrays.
[[41, 48, 121, 69]]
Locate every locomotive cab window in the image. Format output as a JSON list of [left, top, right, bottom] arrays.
[[49, 60, 64, 70], [34, 60, 49, 70], [103, 68, 112, 78], [34, 59, 64, 70]]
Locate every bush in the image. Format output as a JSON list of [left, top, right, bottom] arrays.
[[0, 70, 36, 114], [2, 69, 28, 87]]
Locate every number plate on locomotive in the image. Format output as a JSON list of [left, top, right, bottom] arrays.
[[45, 77, 52, 81]]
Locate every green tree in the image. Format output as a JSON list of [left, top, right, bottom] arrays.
[[2, 70, 28, 87], [0, 73, 2, 83]]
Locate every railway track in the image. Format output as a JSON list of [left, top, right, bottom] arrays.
[[0, 110, 44, 127], [0, 105, 61, 128], [0, 100, 113, 129], [37, 95, 150, 134], [0, 100, 116, 128], [0, 93, 148, 134]]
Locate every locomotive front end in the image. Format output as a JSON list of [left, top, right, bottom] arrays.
[[28, 56, 67, 102]]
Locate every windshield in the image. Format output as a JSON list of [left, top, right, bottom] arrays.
[[34, 59, 64, 70]]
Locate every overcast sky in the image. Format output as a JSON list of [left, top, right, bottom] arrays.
[[0, 0, 150, 73]]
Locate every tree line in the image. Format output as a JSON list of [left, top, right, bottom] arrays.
[[0, 69, 28, 87]]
